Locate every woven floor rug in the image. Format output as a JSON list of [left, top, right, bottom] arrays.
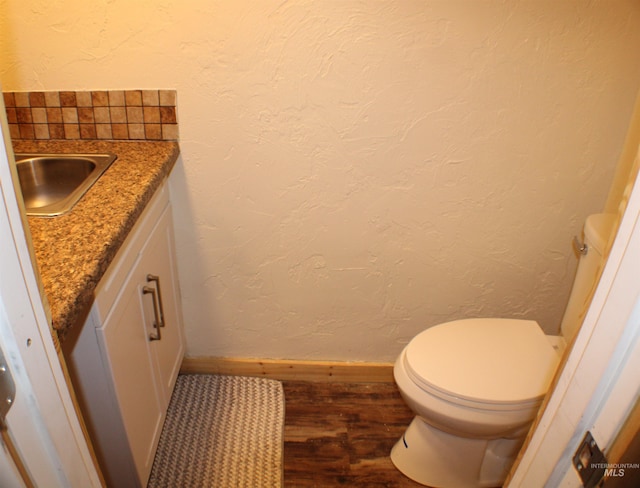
[[147, 374, 284, 487]]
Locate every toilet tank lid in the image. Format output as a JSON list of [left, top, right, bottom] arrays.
[[405, 318, 561, 405], [584, 213, 616, 255]]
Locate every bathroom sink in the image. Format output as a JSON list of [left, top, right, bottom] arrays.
[[14, 153, 117, 216]]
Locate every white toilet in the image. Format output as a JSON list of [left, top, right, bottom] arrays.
[[391, 213, 616, 488]]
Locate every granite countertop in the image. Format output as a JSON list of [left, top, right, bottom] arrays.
[[12, 139, 180, 340]]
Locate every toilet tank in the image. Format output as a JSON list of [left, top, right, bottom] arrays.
[[559, 213, 617, 341]]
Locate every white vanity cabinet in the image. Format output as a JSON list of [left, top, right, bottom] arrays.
[[65, 181, 185, 488]]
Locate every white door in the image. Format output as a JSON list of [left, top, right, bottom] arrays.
[[0, 90, 102, 486]]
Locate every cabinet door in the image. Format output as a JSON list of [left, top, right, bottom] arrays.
[[141, 205, 185, 408], [99, 259, 164, 487], [68, 185, 185, 488]]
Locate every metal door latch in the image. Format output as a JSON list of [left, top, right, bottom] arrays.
[[0, 345, 16, 430], [573, 431, 607, 487]]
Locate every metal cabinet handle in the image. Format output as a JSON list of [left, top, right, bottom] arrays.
[[142, 285, 162, 341], [146, 274, 165, 328]]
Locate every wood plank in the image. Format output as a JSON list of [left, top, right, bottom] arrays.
[[180, 357, 394, 382], [1, 429, 36, 488], [282, 381, 423, 487]]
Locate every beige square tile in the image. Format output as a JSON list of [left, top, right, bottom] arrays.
[[109, 90, 125, 107], [31, 107, 47, 124], [34, 124, 50, 140], [62, 107, 79, 124], [142, 90, 160, 106], [96, 124, 113, 139], [110, 106, 127, 123], [94, 107, 111, 123], [159, 90, 176, 106], [128, 123, 145, 139], [76, 91, 93, 107], [162, 124, 179, 140], [126, 106, 144, 123], [44, 92, 61, 107]]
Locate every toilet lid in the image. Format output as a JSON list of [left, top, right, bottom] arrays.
[[404, 318, 560, 405]]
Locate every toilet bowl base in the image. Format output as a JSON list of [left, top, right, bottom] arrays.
[[390, 417, 523, 488]]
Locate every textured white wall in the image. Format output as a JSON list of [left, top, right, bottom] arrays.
[[2, 1, 640, 361]]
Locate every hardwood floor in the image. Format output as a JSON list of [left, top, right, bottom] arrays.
[[282, 381, 424, 487]]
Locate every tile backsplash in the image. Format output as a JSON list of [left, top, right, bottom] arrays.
[[3, 89, 178, 141]]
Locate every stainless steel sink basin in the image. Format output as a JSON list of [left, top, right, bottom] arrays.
[[14, 153, 117, 216]]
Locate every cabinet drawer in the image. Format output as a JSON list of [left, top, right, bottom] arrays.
[[93, 182, 170, 324]]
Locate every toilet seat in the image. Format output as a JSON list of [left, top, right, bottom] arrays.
[[404, 318, 560, 409]]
